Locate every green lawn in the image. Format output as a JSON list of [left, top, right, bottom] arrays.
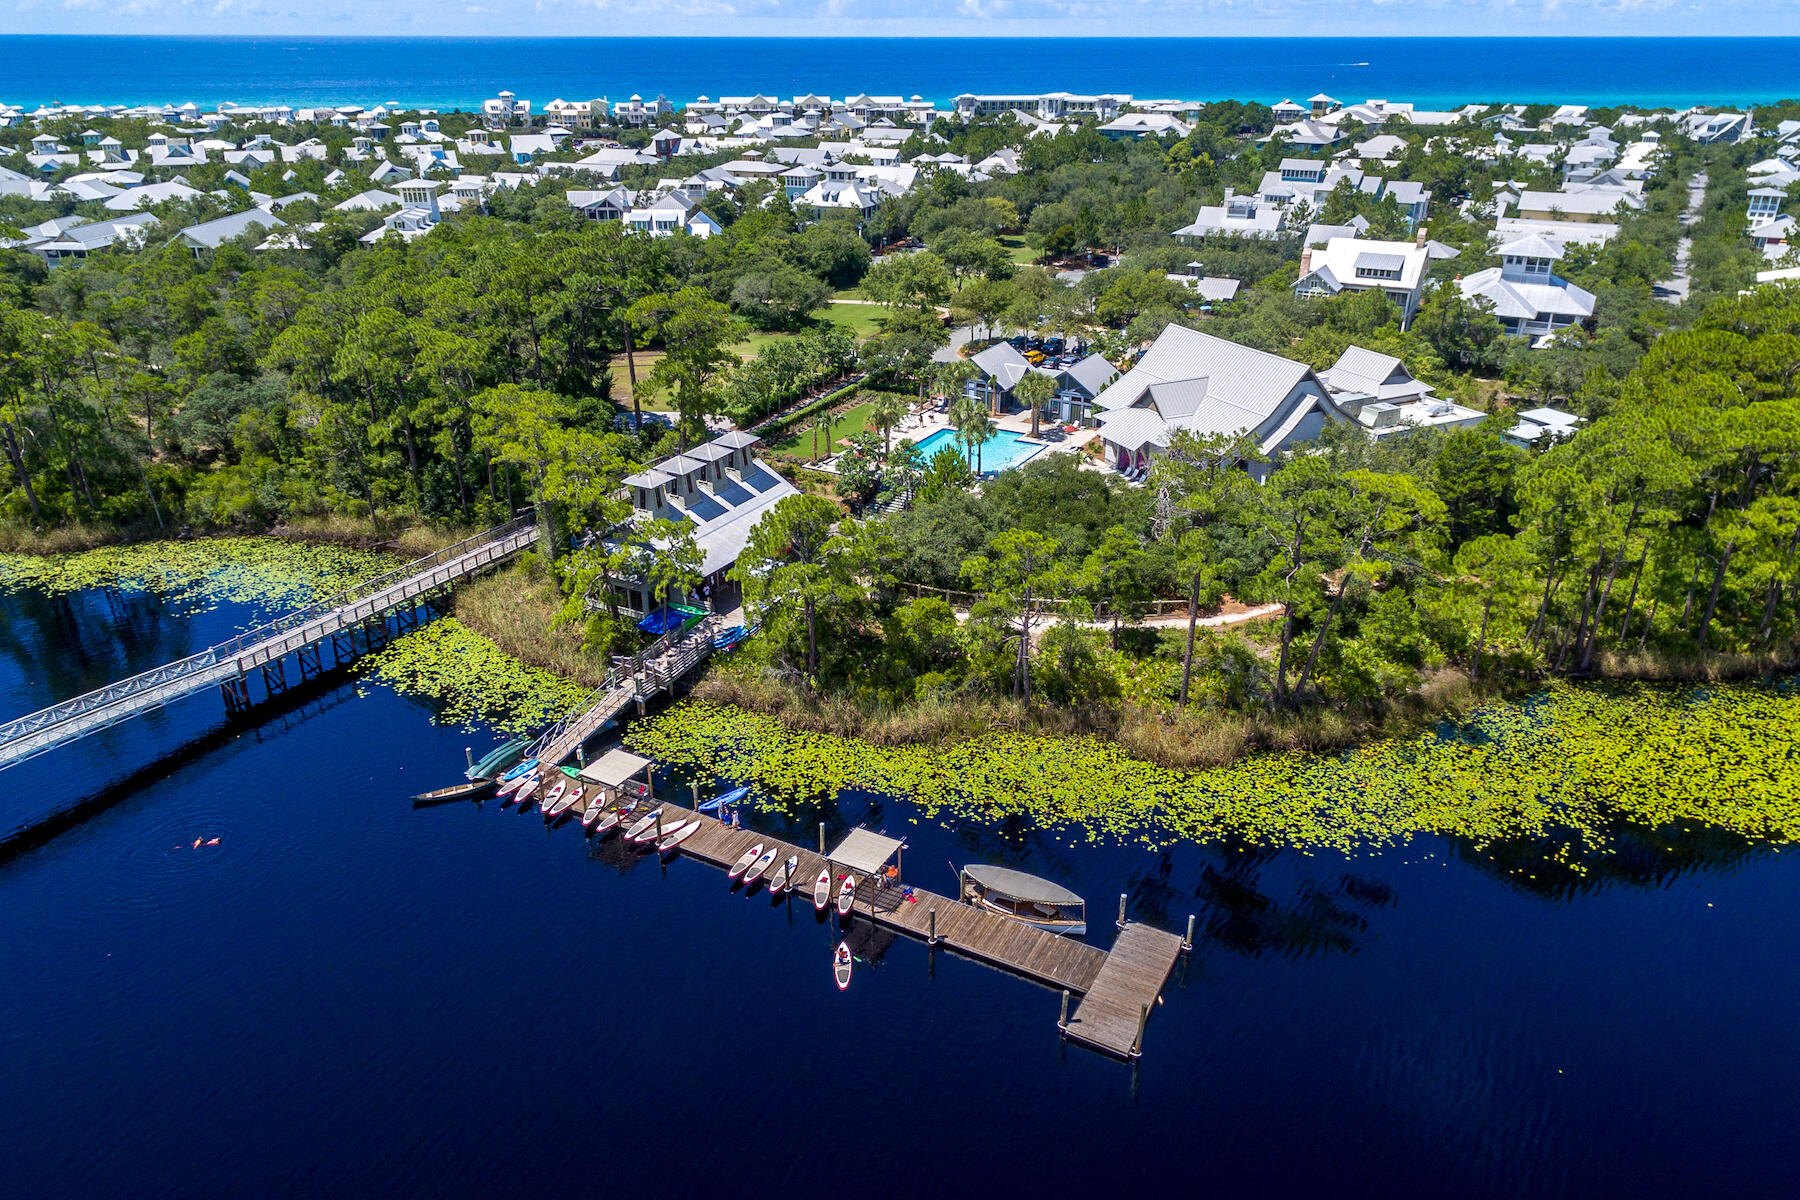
[[1000, 235, 1039, 266], [734, 329, 798, 358], [764, 399, 877, 461], [817, 302, 887, 338]]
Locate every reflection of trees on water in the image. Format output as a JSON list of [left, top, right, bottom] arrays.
[[0, 586, 196, 712], [1120, 843, 1395, 961], [1450, 816, 1765, 899]]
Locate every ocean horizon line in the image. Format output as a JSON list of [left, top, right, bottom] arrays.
[[2, 35, 1792, 111]]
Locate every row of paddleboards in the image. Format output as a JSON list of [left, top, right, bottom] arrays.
[[725, 844, 860, 918], [483, 771, 853, 989], [492, 770, 702, 853]]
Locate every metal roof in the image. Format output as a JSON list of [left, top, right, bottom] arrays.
[[577, 748, 654, 788], [622, 469, 673, 489], [1354, 251, 1407, 274], [829, 828, 904, 874], [961, 864, 1083, 907]]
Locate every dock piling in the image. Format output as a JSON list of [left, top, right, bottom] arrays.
[[1131, 1004, 1148, 1057], [928, 908, 937, 944], [1059, 988, 1070, 1030], [465, 747, 474, 769], [1117, 892, 1127, 930], [1184, 914, 1195, 951], [819, 822, 826, 853]]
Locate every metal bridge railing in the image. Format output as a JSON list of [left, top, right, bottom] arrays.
[[0, 514, 539, 754]]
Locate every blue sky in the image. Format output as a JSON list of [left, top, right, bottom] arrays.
[[2, 0, 1790, 37]]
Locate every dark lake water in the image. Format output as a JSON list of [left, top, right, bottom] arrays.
[[4, 572, 1799, 1199]]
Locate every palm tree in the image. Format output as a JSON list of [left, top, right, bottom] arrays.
[[870, 390, 908, 453], [950, 394, 995, 474], [1013, 371, 1057, 440], [936, 359, 979, 409]]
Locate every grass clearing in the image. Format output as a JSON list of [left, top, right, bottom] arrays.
[[764, 399, 877, 461], [1000, 235, 1038, 265], [818, 302, 887, 339]]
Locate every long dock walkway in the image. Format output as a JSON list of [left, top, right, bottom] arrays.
[[517, 783, 1183, 1058], [0, 516, 539, 771]]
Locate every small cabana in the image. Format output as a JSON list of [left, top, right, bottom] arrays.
[[829, 827, 907, 886], [577, 747, 655, 804]]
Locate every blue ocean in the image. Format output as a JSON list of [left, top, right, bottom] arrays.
[[0, 36, 1794, 111]]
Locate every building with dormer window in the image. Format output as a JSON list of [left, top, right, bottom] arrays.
[[1458, 234, 1596, 343]]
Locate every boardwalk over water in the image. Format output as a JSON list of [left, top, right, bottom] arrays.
[[518, 781, 1185, 1059], [0, 516, 539, 771], [528, 616, 722, 767]]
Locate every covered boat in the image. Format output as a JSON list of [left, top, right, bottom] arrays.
[[959, 865, 1086, 936]]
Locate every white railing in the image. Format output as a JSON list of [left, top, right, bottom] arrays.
[[0, 514, 539, 764]]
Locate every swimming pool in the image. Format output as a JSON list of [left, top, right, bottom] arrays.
[[912, 427, 1046, 475]]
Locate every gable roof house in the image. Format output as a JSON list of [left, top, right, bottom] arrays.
[[566, 186, 633, 222], [178, 207, 284, 258], [1264, 119, 1350, 152], [1293, 235, 1434, 328], [624, 195, 722, 239], [1320, 346, 1484, 439], [1091, 325, 1347, 477], [1173, 188, 1286, 240], [1516, 185, 1645, 224], [1458, 234, 1597, 344], [608, 431, 798, 613]]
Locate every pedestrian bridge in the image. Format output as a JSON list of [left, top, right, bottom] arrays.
[[0, 516, 540, 772]]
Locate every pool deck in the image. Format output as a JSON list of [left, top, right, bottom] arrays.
[[818, 403, 1099, 477]]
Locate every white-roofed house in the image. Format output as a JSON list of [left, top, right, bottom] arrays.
[[566, 187, 632, 223], [1458, 235, 1596, 344], [1173, 188, 1285, 241], [1505, 406, 1584, 449], [1516, 186, 1644, 224], [1748, 186, 1785, 225], [178, 207, 285, 258], [1293, 236, 1433, 328], [1320, 346, 1485, 440], [1091, 325, 1347, 477]]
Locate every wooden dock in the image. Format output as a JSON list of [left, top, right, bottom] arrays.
[[530, 617, 720, 767], [508, 783, 1184, 1059], [1059, 923, 1186, 1059]]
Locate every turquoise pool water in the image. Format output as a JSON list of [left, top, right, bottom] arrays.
[[912, 427, 1046, 475]]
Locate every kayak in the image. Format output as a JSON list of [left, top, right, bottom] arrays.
[[812, 868, 832, 912], [729, 844, 765, 881], [656, 819, 700, 852], [468, 739, 531, 781], [712, 625, 749, 650], [496, 756, 539, 783], [699, 785, 750, 814], [836, 874, 858, 917], [833, 942, 852, 991], [624, 809, 665, 843], [743, 846, 779, 885]]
